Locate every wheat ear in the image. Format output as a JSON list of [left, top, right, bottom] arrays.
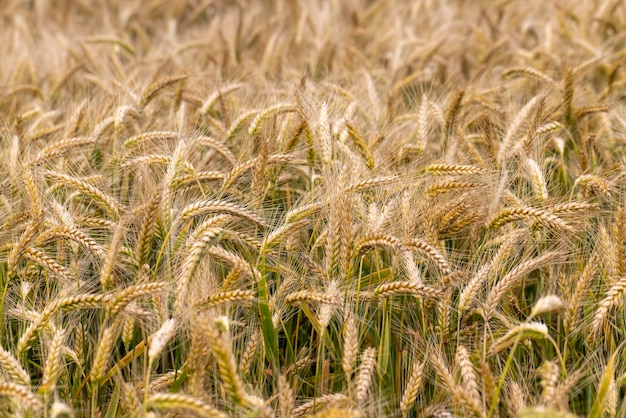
[[44, 171, 122, 220], [0, 344, 30, 386], [404, 238, 453, 275], [489, 206, 572, 233], [456, 345, 481, 408], [108, 282, 168, 318], [342, 309, 359, 380], [180, 200, 267, 227], [139, 74, 188, 108], [589, 276, 626, 340], [91, 322, 120, 383], [400, 359, 425, 418], [195, 289, 255, 310], [279, 374, 295, 418], [564, 252, 598, 332], [146, 393, 227, 418], [429, 350, 485, 417], [38, 328, 66, 395], [354, 347, 377, 404], [199, 316, 249, 407], [18, 294, 107, 355], [0, 381, 43, 412], [484, 251, 559, 318], [488, 322, 549, 356], [373, 281, 444, 301], [292, 393, 349, 417], [175, 227, 221, 316]]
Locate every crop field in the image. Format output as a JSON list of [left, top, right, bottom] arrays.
[[1, 0, 626, 416]]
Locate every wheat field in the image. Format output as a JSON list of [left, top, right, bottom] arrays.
[[1, 0, 626, 416]]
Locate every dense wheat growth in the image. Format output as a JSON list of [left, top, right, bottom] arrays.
[[1, 0, 626, 416]]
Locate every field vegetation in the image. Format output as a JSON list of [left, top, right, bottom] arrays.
[[1, 0, 626, 416]]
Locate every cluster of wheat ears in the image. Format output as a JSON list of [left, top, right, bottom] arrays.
[[1, 0, 626, 417]]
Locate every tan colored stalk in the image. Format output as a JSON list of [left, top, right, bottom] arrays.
[[525, 158, 549, 201], [248, 104, 297, 137], [36, 225, 106, 259], [22, 247, 72, 282], [18, 294, 107, 355], [539, 360, 560, 408], [31, 136, 95, 166], [240, 330, 261, 375], [502, 67, 558, 87], [261, 219, 310, 252], [459, 261, 493, 313], [100, 221, 125, 289], [317, 102, 333, 164], [285, 291, 335, 305], [123, 131, 179, 148], [347, 176, 398, 193], [549, 201, 599, 215]]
